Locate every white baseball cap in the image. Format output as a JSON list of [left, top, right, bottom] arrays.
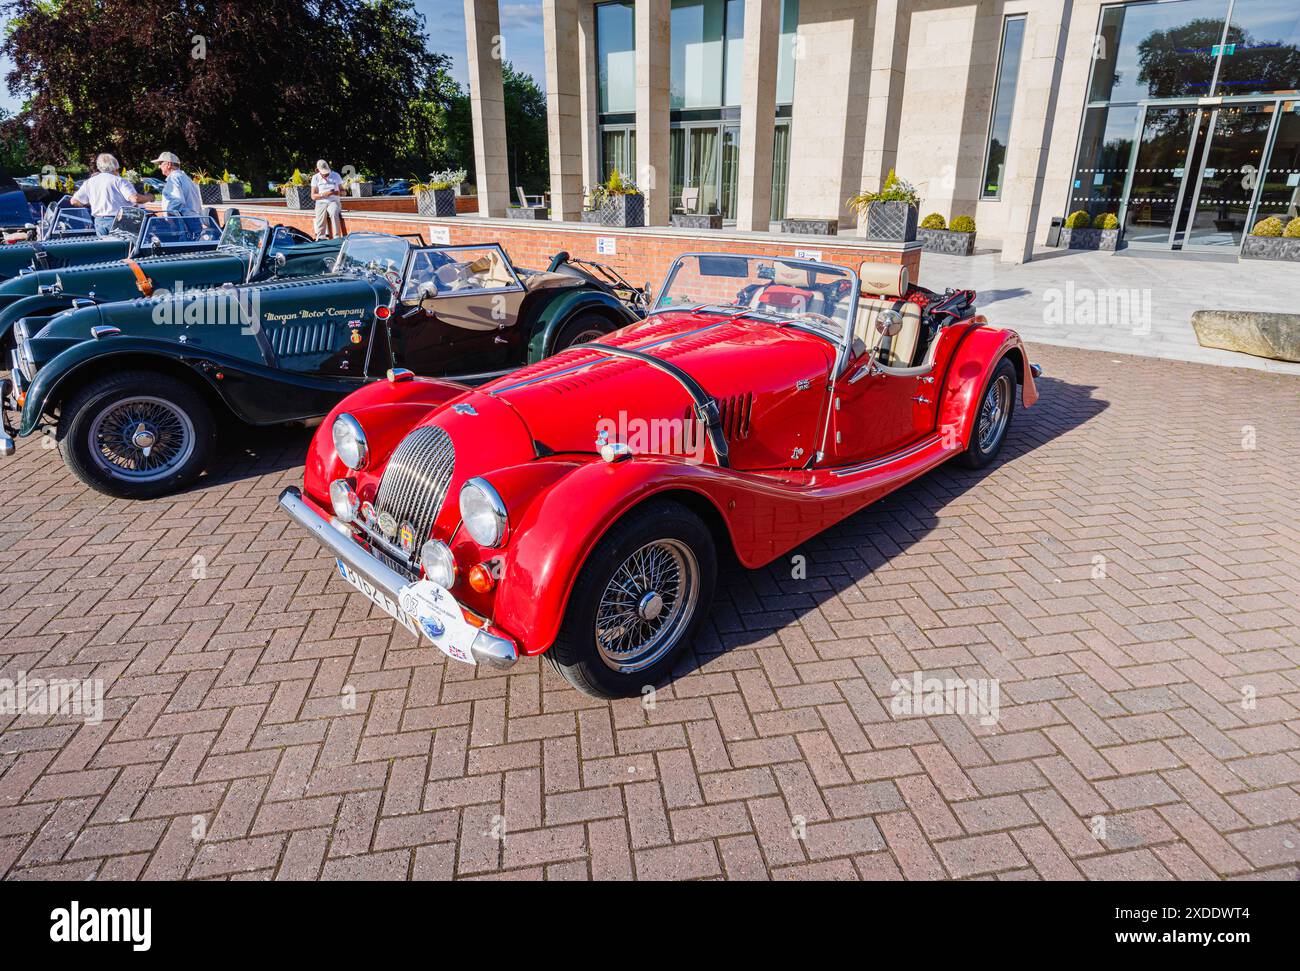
[[151, 151, 181, 165]]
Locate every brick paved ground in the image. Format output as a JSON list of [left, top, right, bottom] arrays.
[[1, 343, 1298, 881]]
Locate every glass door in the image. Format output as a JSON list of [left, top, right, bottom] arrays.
[[1250, 102, 1300, 226], [1122, 105, 1208, 247], [1180, 103, 1278, 248], [720, 124, 740, 221], [689, 125, 722, 215]]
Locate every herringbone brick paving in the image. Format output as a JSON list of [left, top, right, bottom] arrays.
[[1, 343, 1298, 880]]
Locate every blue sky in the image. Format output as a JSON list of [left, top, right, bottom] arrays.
[[0, 0, 548, 114]]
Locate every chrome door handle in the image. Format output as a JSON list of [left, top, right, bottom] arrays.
[[912, 395, 931, 404]]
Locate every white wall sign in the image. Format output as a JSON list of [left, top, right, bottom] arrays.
[[795, 249, 822, 261], [596, 236, 617, 255], [427, 225, 451, 245]]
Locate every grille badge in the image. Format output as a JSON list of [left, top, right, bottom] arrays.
[[377, 512, 398, 538], [398, 522, 416, 553]]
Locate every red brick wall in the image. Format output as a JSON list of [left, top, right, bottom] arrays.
[[214, 205, 923, 286]]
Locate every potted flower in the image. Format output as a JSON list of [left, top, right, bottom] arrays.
[[1241, 215, 1300, 262], [584, 169, 644, 228], [413, 169, 467, 217], [276, 169, 313, 210], [848, 169, 920, 242], [343, 171, 375, 198], [218, 169, 246, 201], [1060, 210, 1120, 251], [918, 213, 977, 256]]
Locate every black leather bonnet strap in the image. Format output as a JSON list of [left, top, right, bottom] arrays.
[[581, 343, 730, 469]]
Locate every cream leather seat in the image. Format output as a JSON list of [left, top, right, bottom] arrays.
[[855, 263, 921, 368]]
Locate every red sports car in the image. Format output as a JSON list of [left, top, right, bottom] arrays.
[[280, 252, 1039, 697]]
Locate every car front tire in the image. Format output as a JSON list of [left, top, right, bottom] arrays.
[[547, 499, 717, 698], [957, 356, 1018, 469], [552, 312, 614, 352], [58, 370, 216, 499]]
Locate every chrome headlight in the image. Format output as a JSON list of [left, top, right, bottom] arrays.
[[459, 477, 508, 548], [421, 539, 457, 587], [329, 479, 360, 522], [332, 413, 368, 470]]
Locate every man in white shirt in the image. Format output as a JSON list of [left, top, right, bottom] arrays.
[[310, 160, 345, 240], [151, 151, 203, 217], [70, 153, 154, 235]]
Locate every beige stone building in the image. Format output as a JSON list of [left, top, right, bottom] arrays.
[[464, 0, 1300, 262]]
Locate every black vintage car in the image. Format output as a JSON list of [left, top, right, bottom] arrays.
[[0, 213, 343, 349], [0, 205, 224, 282], [2, 235, 643, 498]]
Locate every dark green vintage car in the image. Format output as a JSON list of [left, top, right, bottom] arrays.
[[0, 206, 223, 282], [0, 214, 342, 350], [1, 235, 641, 498]]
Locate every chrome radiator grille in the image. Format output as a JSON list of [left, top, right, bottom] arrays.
[[374, 425, 456, 553]]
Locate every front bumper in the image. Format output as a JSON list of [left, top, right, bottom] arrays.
[[277, 486, 519, 669]]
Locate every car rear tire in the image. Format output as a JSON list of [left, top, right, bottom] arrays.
[[552, 312, 614, 352], [957, 356, 1017, 469], [58, 370, 216, 499], [546, 499, 717, 698]]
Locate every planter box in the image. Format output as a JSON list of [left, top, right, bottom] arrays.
[[592, 194, 644, 228], [416, 188, 457, 217], [200, 183, 245, 204], [507, 206, 548, 221], [863, 201, 917, 242], [920, 228, 975, 256], [581, 210, 603, 224], [671, 213, 723, 230], [220, 183, 245, 201], [349, 182, 375, 198], [781, 218, 838, 236], [283, 186, 312, 210], [1240, 235, 1300, 262], [1060, 226, 1119, 251], [1192, 309, 1300, 362]]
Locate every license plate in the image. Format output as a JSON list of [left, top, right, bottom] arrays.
[[335, 558, 420, 638]]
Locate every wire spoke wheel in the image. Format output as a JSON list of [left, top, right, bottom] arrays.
[[594, 538, 699, 673], [88, 396, 196, 483], [976, 374, 1012, 453]]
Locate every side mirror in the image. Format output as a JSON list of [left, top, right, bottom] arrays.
[[875, 309, 903, 338]]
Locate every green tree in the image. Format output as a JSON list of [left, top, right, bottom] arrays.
[[1, 0, 460, 186], [502, 61, 549, 194]]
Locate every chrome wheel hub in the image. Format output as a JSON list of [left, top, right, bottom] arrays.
[[976, 375, 1011, 453], [88, 396, 195, 483], [595, 539, 699, 673]]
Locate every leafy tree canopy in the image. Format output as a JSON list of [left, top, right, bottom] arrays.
[[1, 0, 467, 184]]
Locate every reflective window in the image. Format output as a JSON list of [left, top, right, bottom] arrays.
[[402, 246, 519, 302], [600, 127, 636, 182], [771, 123, 792, 220], [596, 2, 636, 114], [671, 0, 727, 109], [776, 0, 799, 105], [1089, 0, 1230, 102], [981, 16, 1026, 199], [1069, 105, 1140, 219], [336, 234, 409, 276], [216, 214, 268, 250], [723, 0, 745, 107], [1252, 102, 1300, 222], [1217, 0, 1300, 96]]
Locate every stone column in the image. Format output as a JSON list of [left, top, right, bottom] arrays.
[[465, 0, 510, 217], [859, 0, 909, 209], [635, 0, 671, 225], [734, 0, 781, 232], [578, 1, 601, 194], [544, 0, 585, 220], [999, 0, 1071, 263]]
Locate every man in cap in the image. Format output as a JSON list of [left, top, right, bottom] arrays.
[[152, 151, 203, 217], [310, 159, 345, 240]]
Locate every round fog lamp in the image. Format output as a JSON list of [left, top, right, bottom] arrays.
[[329, 479, 360, 522], [459, 478, 509, 548], [421, 540, 458, 588], [332, 413, 369, 470]]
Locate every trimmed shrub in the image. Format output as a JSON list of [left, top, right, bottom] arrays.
[[950, 215, 976, 234], [1064, 210, 1092, 230], [1251, 216, 1284, 237], [920, 212, 946, 230], [1284, 217, 1300, 239], [1092, 212, 1119, 230]]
